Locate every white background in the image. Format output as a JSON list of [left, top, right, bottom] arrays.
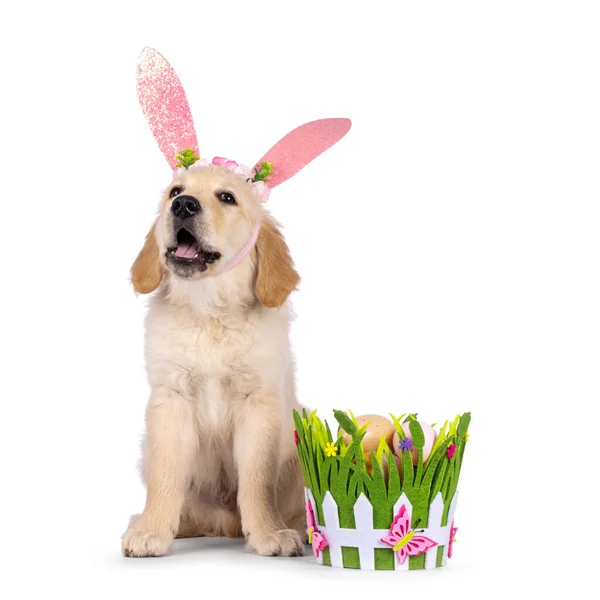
[[1, 1, 598, 598]]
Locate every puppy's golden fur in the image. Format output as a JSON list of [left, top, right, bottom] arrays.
[[122, 165, 305, 557]]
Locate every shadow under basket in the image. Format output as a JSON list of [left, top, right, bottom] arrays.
[[294, 409, 470, 571]]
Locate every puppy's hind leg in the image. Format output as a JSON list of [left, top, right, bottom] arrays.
[[175, 516, 207, 539], [176, 495, 244, 539]]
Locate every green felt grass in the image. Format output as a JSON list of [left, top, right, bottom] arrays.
[[409, 554, 426, 570], [436, 546, 444, 567], [374, 548, 395, 570], [342, 547, 360, 569]]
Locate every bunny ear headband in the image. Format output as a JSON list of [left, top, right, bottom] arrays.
[[137, 47, 351, 272]]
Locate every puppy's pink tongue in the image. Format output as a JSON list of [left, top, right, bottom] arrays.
[[174, 240, 198, 259]]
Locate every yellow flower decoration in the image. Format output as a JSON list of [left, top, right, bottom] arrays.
[[465, 432, 470, 441], [324, 442, 338, 457]]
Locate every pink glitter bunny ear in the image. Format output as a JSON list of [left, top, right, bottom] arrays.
[[137, 47, 199, 170], [254, 118, 351, 188]]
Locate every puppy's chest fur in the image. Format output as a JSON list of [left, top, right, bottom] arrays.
[[149, 309, 251, 402], [145, 295, 289, 436]]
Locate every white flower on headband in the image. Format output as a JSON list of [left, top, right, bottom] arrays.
[[175, 150, 272, 203], [250, 180, 270, 203]]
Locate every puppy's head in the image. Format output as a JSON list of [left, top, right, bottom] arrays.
[[131, 165, 299, 307], [159, 166, 260, 279]]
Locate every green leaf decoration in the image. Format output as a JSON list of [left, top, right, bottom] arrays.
[[430, 459, 448, 499], [357, 421, 371, 436], [292, 410, 304, 436], [319, 456, 332, 495], [252, 161, 274, 182], [457, 412, 471, 439], [369, 450, 386, 492], [175, 148, 200, 169], [325, 421, 333, 443], [449, 414, 460, 436], [387, 450, 401, 500], [401, 444, 414, 488], [421, 436, 453, 490], [375, 436, 390, 468], [339, 436, 349, 457], [408, 420, 425, 449], [390, 413, 406, 440], [429, 420, 448, 458], [334, 409, 357, 436], [414, 448, 424, 485]]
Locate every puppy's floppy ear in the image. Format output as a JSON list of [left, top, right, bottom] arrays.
[[131, 222, 163, 294], [255, 217, 300, 308]]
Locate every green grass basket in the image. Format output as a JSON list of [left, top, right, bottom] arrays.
[[293, 409, 470, 571]]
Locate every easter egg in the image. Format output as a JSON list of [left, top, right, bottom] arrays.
[[340, 414, 396, 453], [392, 421, 437, 465], [387, 453, 403, 482]]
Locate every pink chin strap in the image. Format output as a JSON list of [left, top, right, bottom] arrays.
[[220, 221, 261, 273]]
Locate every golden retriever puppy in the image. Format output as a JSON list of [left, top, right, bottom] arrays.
[[122, 164, 305, 558]]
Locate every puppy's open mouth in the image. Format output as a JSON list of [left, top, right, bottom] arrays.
[[166, 228, 221, 272]]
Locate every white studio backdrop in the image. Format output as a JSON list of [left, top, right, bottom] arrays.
[[0, 1, 598, 599]]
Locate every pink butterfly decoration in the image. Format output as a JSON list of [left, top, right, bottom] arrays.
[[311, 530, 328, 557], [306, 499, 329, 558], [381, 505, 437, 565], [448, 520, 458, 558]]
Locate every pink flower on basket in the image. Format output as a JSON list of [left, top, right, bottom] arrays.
[[448, 520, 458, 558], [311, 530, 328, 557], [306, 499, 329, 558], [381, 505, 437, 565], [447, 444, 456, 459]]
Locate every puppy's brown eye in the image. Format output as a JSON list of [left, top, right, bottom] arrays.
[[170, 187, 182, 198], [218, 192, 236, 205]]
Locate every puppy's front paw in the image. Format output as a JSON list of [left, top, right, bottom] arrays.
[[247, 529, 304, 557], [122, 515, 174, 558]]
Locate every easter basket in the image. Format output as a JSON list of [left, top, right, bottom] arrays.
[[293, 409, 470, 571]]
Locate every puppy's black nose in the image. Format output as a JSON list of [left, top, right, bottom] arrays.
[[171, 195, 201, 219]]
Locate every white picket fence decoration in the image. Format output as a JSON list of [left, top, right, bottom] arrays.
[[305, 488, 459, 571]]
